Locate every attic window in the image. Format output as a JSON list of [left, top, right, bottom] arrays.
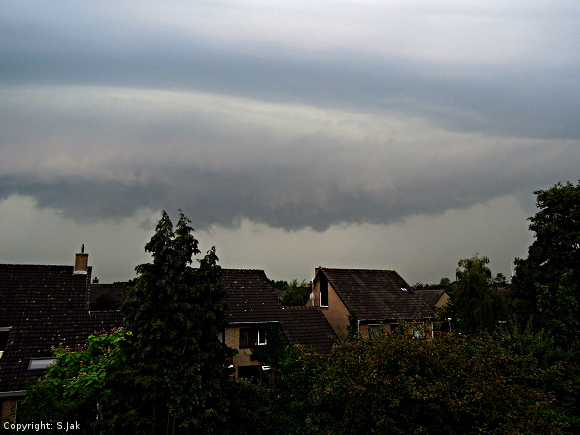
[[28, 357, 56, 371], [401, 287, 407, 291]]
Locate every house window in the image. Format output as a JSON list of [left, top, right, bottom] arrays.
[[28, 357, 56, 370], [368, 324, 382, 339], [0, 327, 10, 359], [239, 328, 267, 348], [320, 276, 328, 307], [390, 323, 401, 335], [412, 323, 426, 339]]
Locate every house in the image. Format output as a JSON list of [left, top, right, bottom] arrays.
[[417, 289, 450, 311], [0, 259, 336, 421], [221, 269, 335, 381], [0, 250, 123, 424], [306, 267, 437, 339]]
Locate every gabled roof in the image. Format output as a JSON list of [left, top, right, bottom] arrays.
[[89, 282, 128, 311], [316, 268, 436, 321], [279, 307, 336, 354], [221, 269, 284, 323], [417, 289, 448, 307], [0, 264, 123, 394]]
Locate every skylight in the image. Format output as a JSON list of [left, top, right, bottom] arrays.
[[28, 357, 56, 370]]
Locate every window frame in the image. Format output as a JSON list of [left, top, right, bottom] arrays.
[[239, 327, 267, 348], [28, 357, 56, 371], [368, 324, 382, 339]]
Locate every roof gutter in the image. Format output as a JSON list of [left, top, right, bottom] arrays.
[[0, 390, 26, 398], [227, 321, 281, 326], [359, 317, 437, 323]]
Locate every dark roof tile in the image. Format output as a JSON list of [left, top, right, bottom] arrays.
[[0, 264, 122, 393], [318, 268, 436, 321], [417, 289, 447, 307], [221, 269, 284, 323], [279, 306, 336, 353]]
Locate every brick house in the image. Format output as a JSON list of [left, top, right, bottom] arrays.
[[0, 251, 123, 424], [222, 269, 335, 381], [306, 267, 436, 339], [417, 289, 450, 311]]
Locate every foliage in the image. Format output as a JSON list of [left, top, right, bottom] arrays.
[[413, 277, 452, 290], [226, 378, 272, 434], [249, 323, 325, 434], [265, 331, 567, 435], [453, 254, 506, 334], [271, 279, 309, 306], [346, 309, 361, 338], [512, 181, 580, 347], [495, 320, 580, 430], [492, 272, 508, 288], [18, 330, 125, 434], [99, 210, 232, 434]]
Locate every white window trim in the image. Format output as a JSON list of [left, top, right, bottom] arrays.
[[257, 329, 267, 346]]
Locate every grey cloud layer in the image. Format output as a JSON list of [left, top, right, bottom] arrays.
[[1, 86, 577, 230], [2, 1, 579, 140], [1, 1, 579, 232]]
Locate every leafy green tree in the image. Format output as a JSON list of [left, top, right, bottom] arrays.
[[271, 279, 309, 306], [270, 279, 289, 291], [18, 330, 126, 434], [258, 330, 567, 434], [512, 181, 580, 347], [280, 279, 308, 306], [453, 255, 505, 334], [305, 331, 566, 435], [492, 272, 508, 288], [414, 277, 452, 290], [100, 210, 231, 434]]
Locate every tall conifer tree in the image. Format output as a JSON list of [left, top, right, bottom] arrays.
[[102, 211, 231, 434]]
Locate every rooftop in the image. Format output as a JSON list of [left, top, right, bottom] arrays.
[[316, 268, 436, 321]]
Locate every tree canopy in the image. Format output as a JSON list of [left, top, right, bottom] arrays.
[[18, 330, 125, 431], [452, 254, 505, 334], [101, 210, 231, 434], [512, 181, 580, 346]]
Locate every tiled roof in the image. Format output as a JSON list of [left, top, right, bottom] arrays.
[[318, 268, 436, 321], [417, 289, 447, 307], [89, 283, 128, 311], [221, 269, 284, 323], [279, 307, 337, 354], [0, 264, 123, 394]]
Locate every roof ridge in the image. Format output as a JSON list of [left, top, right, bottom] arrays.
[[0, 264, 73, 267], [320, 267, 397, 272]]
